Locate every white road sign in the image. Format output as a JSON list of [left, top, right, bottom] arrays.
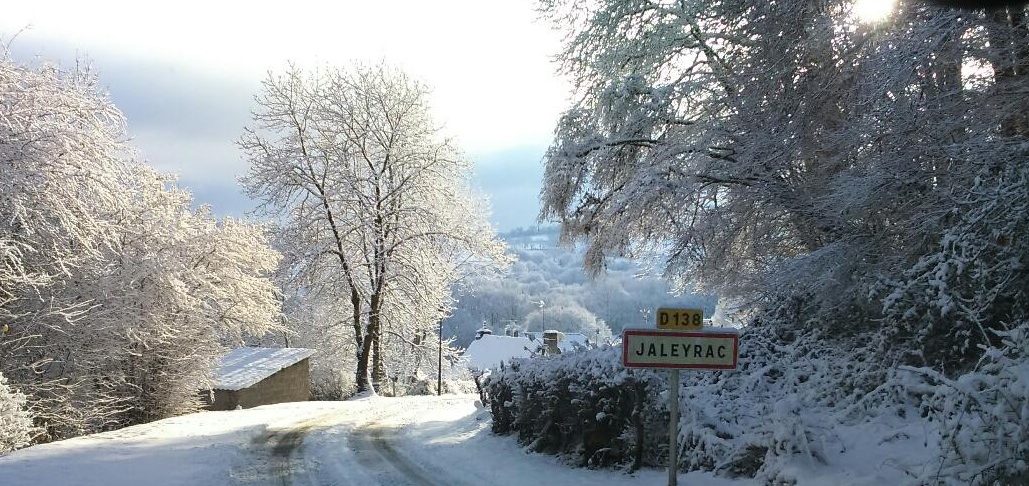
[[621, 328, 739, 370]]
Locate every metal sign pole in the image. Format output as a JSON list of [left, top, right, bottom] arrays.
[[668, 368, 680, 486], [626, 307, 738, 486]]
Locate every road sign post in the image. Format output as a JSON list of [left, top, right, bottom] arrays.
[[668, 367, 679, 486], [622, 309, 739, 486]]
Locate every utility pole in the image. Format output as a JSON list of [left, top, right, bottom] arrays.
[[437, 314, 443, 396]]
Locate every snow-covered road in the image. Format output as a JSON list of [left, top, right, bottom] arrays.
[[0, 395, 746, 486]]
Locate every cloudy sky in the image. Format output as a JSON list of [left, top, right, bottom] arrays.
[[2, 0, 570, 231]]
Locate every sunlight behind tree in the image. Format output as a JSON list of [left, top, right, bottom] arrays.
[[854, 0, 897, 23]]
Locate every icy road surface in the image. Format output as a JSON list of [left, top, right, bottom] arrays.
[[0, 395, 746, 486]]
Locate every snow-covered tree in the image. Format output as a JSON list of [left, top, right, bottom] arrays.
[[0, 58, 128, 330], [1, 57, 282, 443], [0, 57, 135, 439], [538, 0, 1027, 358], [92, 167, 281, 423], [522, 300, 611, 340], [241, 63, 508, 394], [518, 0, 1029, 483]]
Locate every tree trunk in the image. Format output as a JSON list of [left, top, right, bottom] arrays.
[[372, 333, 384, 393], [356, 330, 374, 394], [411, 330, 424, 381], [370, 291, 385, 393], [352, 289, 371, 393], [366, 288, 386, 395]]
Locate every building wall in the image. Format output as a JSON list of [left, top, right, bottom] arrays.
[[207, 359, 311, 411]]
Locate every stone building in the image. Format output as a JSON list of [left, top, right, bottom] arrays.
[[204, 347, 315, 411]]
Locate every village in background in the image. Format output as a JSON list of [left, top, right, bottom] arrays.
[[219, 225, 714, 404]]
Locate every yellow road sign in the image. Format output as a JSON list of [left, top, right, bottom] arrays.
[[656, 307, 704, 330]]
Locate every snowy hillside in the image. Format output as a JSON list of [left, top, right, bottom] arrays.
[[444, 226, 715, 347]]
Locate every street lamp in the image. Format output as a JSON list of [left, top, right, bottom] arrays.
[[437, 305, 445, 396], [537, 300, 545, 333]]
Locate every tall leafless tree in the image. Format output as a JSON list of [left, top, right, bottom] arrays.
[[241, 63, 506, 394]]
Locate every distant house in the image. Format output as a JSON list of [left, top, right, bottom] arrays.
[[560, 332, 592, 352], [463, 333, 535, 371], [203, 347, 315, 411], [523, 330, 592, 353], [464, 328, 596, 372]]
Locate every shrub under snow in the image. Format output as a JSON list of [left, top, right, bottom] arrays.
[[485, 346, 667, 470], [903, 323, 1029, 485], [484, 319, 1029, 484], [0, 372, 32, 454]]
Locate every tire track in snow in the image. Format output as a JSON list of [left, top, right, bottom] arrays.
[[235, 398, 472, 486], [349, 421, 448, 486], [235, 412, 341, 486]]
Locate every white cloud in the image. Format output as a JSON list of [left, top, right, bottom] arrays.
[[2, 0, 571, 153], [2, 1, 571, 228]]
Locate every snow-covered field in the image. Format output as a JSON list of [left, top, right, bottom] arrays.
[[0, 395, 746, 486]]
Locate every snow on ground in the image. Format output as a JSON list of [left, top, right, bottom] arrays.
[[760, 416, 940, 485], [0, 400, 343, 485], [2, 392, 938, 485], [0, 395, 749, 486]]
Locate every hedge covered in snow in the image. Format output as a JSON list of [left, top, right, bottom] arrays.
[[484, 320, 1029, 484], [486, 346, 666, 470]]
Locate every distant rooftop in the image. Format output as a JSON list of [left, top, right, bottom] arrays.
[[560, 332, 590, 352], [212, 347, 315, 391], [524, 330, 591, 353], [464, 334, 535, 370]]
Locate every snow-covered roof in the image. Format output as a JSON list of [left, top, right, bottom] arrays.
[[524, 331, 591, 352], [213, 347, 315, 391], [558, 333, 590, 352], [463, 335, 535, 370]]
